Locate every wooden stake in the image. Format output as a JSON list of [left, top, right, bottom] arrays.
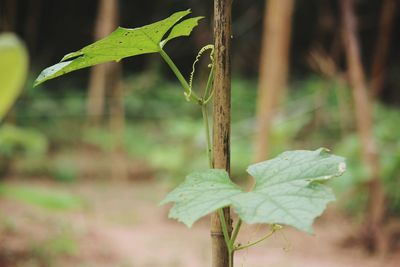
[[212, 0, 232, 266]]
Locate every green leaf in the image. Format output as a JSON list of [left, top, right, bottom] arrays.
[[34, 10, 203, 86], [161, 17, 204, 46], [162, 148, 346, 233], [160, 169, 242, 227], [232, 148, 346, 233], [0, 34, 28, 121]]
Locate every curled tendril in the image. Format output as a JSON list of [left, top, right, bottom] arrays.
[[185, 44, 215, 101]]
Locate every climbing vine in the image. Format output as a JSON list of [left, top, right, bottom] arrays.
[[34, 10, 346, 267]]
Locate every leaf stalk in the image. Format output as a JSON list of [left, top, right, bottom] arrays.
[[159, 48, 201, 104]]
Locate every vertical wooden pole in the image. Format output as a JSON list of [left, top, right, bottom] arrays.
[[340, 0, 386, 253], [212, 0, 232, 266]]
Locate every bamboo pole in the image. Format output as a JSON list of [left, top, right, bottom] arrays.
[[340, 0, 386, 253], [211, 0, 232, 266]]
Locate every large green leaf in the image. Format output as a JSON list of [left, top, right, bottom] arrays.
[[160, 169, 242, 227], [232, 148, 345, 233], [0, 34, 28, 121], [162, 148, 346, 233], [34, 10, 203, 86]]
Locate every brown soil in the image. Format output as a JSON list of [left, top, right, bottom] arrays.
[[0, 179, 399, 267]]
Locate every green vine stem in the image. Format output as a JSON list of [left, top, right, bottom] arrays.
[[203, 64, 215, 104], [161, 44, 279, 266], [193, 46, 234, 267], [218, 209, 232, 250], [160, 46, 281, 267], [218, 209, 234, 267], [230, 218, 242, 246], [187, 45, 235, 267], [159, 48, 201, 104], [161, 46, 236, 267], [202, 105, 213, 167], [201, 55, 215, 168]]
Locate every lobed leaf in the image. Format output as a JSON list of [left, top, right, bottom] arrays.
[[160, 169, 242, 227], [233, 148, 346, 233], [34, 10, 203, 86], [162, 148, 346, 233], [161, 17, 204, 46]]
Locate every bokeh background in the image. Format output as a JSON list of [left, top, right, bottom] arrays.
[[0, 0, 400, 266]]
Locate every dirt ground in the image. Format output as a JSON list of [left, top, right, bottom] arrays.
[[1, 179, 399, 267]]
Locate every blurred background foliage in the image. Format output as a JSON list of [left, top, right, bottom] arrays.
[[0, 0, 399, 218], [3, 72, 400, 216]]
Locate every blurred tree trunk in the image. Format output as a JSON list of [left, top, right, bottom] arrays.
[[87, 0, 126, 180], [24, 0, 43, 53], [0, 0, 17, 31], [253, 0, 295, 162], [340, 0, 386, 253], [212, 0, 232, 266], [370, 0, 397, 99], [108, 64, 127, 181], [87, 0, 119, 125]]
